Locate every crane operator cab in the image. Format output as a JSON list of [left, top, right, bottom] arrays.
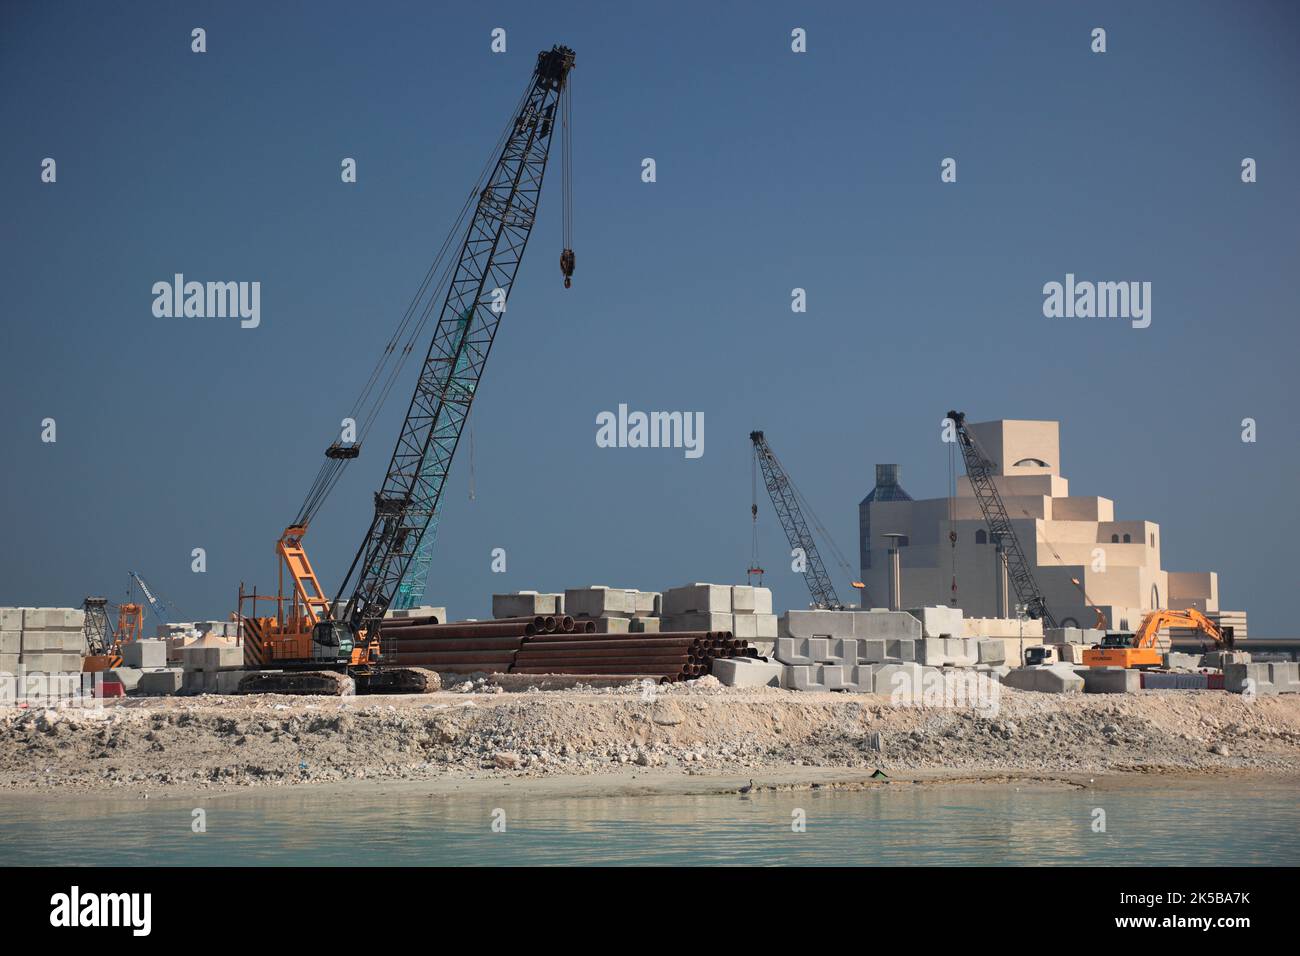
[[311, 619, 354, 661]]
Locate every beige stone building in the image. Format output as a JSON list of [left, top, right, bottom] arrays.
[[858, 419, 1221, 631]]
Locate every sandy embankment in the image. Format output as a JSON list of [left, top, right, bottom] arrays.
[[2, 678, 1299, 797]]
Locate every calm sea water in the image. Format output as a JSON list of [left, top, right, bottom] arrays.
[[2, 776, 1297, 866]]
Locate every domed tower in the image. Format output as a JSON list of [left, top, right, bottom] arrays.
[[859, 464, 912, 578]]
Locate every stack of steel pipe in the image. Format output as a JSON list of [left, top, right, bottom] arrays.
[[511, 630, 756, 683], [381, 614, 583, 671]]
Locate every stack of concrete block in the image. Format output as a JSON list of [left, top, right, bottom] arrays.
[[1163, 651, 1203, 671], [386, 605, 447, 623], [728, 585, 776, 646], [178, 635, 245, 694], [661, 583, 733, 633], [4, 607, 85, 674], [776, 610, 934, 692], [563, 586, 659, 632], [0, 607, 23, 674], [492, 592, 563, 618], [1002, 663, 1085, 694], [907, 605, 964, 639]]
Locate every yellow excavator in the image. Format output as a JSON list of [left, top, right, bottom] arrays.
[[1083, 608, 1233, 668]]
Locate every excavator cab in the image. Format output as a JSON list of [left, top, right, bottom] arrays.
[[1098, 632, 1136, 649]]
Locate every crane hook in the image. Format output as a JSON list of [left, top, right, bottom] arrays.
[[560, 248, 575, 288]]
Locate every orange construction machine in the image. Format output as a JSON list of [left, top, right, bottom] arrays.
[[1082, 608, 1233, 669]]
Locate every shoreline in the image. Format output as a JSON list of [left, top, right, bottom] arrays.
[[4, 681, 1299, 804]]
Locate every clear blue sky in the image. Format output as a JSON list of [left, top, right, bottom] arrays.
[[2, 1, 1297, 634]]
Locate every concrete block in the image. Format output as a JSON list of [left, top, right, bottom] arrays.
[[858, 639, 889, 664], [730, 586, 757, 614], [1163, 652, 1202, 671], [565, 587, 634, 618], [782, 664, 824, 692], [0, 631, 19, 655], [661, 612, 733, 633], [752, 640, 775, 659], [886, 639, 916, 662], [18, 653, 64, 672], [1201, 650, 1250, 669], [873, 662, 926, 700], [629, 591, 659, 617], [1047, 628, 1104, 646], [59, 653, 83, 672], [806, 637, 832, 662], [106, 667, 144, 692], [731, 613, 757, 639], [0, 608, 23, 630], [1142, 671, 1210, 690], [848, 664, 878, 692], [3, 672, 84, 704], [178, 641, 244, 672], [775, 637, 809, 665], [977, 639, 1006, 665], [588, 616, 630, 634], [1002, 664, 1085, 694], [711, 657, 783, 688], [917, 637, 948, 666], [1267, 662, 1300, 693], [0, 653, 19, 673], [629, 617, 660, 633], [854, 610, 924, 641], [943, 637, 977, 667], [820, 665, 847, 691], [493, 592, 561, 618], [662, 584, 732, 615], [121, 639, 167, 669], [751, 613, 777, 638], [906, 606, 964, 639], [1082, 668, 1141, 694], [1222, 665, 1274, 697], [137, 668, 183, 696], [780, 609, 855, 639], [22, 607, 85, 631]]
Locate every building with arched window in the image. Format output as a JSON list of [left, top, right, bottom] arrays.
[[857, 418, 1229, 631]]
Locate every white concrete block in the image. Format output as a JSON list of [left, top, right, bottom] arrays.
[[976, 639, 1007, 665], [565, 587, 634, 618], [660, 612, 733, 633], [906, 606, 964, 639], [711, 657, 782, 688], [781, 609, 855, 639], [1002, 664, 1085, 694], [629, 617, 661, 633], [0, 608, 23, 630], [0, 631, 20, 655], [122, 640, 168, 669], [854, 610, 924, 640], [662, 584, 732, 615], [917, 637, 948, 666]]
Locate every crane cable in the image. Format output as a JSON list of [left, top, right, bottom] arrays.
[[747, 443, 763, 583], [294, 81, 534, 528], [560, 74, 575, 287]]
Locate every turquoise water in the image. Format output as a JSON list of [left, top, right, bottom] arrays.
[[2, 777, 1296, 866]]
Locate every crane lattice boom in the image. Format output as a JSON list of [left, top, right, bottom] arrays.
[[334, 46, 576, 648], [750, 431, 844, 610], [946, 410, 1057, 628]]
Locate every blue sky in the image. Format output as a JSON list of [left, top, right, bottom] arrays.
[[2, 1, 1297, 634]]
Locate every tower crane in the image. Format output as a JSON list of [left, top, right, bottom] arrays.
[[240, 46, 576, 687], [946, 410, 1058, 628], [750, 430, 867, 609]]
